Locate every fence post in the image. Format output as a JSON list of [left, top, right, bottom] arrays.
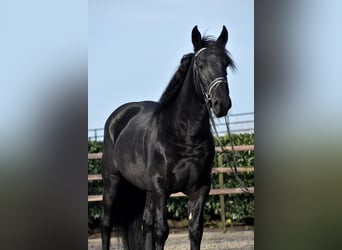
[[218, 153, 226, 233]]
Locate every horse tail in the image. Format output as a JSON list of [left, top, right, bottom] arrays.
[[112, 179, 146, 250]]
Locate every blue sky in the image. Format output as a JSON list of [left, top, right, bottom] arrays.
[[88, 0, 254, 129]]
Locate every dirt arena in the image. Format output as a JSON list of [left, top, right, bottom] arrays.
[[88, 227, 254, 250]]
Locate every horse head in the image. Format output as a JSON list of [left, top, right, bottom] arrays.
[[192, 25, 235, 117]]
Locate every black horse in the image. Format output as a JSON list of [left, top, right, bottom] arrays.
[[100, 25, 235, 250]]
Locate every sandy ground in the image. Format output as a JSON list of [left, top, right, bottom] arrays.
[[88, 227, 254, 250]]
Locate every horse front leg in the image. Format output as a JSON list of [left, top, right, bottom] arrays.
[[187, 184, 210, 250]]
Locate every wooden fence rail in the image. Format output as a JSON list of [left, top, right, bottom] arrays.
[[88, 145, 254, 202], [87, 145, 254, 160], [88, 145, 254, 232]]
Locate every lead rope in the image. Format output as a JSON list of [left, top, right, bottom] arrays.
[[207, 107, 250, 193], [224, 115, 250, 193]]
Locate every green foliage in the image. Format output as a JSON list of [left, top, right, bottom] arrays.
[[88, 141, 102, 174], [88, 133, 254, 230], [88, 141, 103, 230]]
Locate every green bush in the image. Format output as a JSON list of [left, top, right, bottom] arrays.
[[88, 133, 254, 231]]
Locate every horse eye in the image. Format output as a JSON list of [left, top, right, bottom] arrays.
[[197, 61, 205, 68]]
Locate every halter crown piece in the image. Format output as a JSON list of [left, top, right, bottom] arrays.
[[193, 48, 228, 105]]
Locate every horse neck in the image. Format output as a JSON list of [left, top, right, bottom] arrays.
[[162, 65, 211, 140]]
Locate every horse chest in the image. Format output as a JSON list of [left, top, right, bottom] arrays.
[[166, 151, 213, 192]]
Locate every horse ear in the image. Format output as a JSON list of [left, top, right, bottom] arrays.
[[192, 25, 203, 51], [217, 25, 228, 48]]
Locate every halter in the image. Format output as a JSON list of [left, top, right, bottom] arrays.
[[193, 47, 250, 193], [193, 48, 228, 104]]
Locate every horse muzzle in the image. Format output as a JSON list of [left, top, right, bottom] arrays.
[[211, 96, 231, 117]]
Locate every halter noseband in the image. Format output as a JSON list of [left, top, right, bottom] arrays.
[[193, 48, 228, 104]]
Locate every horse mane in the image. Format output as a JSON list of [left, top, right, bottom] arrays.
[[154, 53, 194, 115]]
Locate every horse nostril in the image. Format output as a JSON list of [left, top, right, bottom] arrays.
[[213, 100, 219, 109]]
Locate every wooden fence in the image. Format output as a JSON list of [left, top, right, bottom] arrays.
[[88, 145, 254, 231]]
